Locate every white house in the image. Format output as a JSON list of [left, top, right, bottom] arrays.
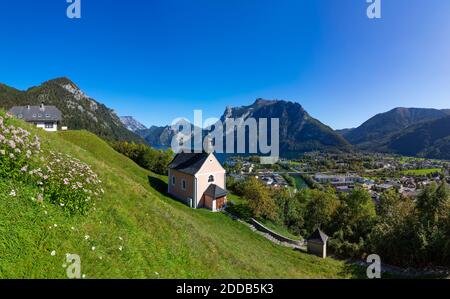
[[9, 103, 62, 132]]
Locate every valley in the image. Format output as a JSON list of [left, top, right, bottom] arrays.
[[1, 78, 449, 277], [0, 111, 367, 278]]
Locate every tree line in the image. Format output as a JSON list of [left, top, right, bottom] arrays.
[[227, 176, 450, 268], [112, 141, 173, 175]]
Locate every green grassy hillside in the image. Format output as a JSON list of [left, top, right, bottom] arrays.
[[0, 119, 366, 278]]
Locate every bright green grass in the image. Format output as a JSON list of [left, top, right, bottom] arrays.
[[0, 121, 367, 278], [400, 168, 442, 176], [228, 193, 301, 241], [258, 219, 302, 241], [227, 193, 245, 205]]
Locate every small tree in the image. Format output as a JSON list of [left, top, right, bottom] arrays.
[[243, 177, 278, 221], [303, 189, 340, 233]]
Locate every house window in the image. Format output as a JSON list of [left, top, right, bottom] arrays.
[[208, 175, 215, 183], [172, 176, 176, 186], [182, 179, 186, 190], [45, 123, 54, 129]]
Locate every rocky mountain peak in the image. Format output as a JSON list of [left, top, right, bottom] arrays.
[[120, 116, 148, 132]]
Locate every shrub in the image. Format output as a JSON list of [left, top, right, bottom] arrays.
[[0, 112, 103, 215], [243, 177, 278, 221], [112, 141, 173, 175], [0, 114, 41, 181], [40, 151, 104, 214]]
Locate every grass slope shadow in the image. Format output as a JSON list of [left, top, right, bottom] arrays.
[[148, 175, 168, 195]]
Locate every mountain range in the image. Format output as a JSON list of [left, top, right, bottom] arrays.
[[124, 99, 351, 156], [125, 101, 450, 160], [1, 77, 449, 160], [341, 107, 450, 159], [376, 115, 450, 159], [342, 107, 450, 146], [219, 99, 351, 155]]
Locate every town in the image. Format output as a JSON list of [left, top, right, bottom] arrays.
[[225, 152, 450, 204]]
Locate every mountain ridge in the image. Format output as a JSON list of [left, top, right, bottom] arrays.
[[120, 116, 147, 132], [0, 77, 143, 143], [343, 107, 450, 147], [129, 98, 352, 156], [380, 115, 450, 159], [219, 98, 351, 155]]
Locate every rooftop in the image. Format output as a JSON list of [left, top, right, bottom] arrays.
[[9, 104, 62, 122], [168, 152, 211, 175], [306, 228, 329, 244], [204, 184, 228, 199]]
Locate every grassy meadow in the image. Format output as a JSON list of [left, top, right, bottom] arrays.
[[400, 168, 442, 176]]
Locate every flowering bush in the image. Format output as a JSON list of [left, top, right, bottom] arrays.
[[0, 114, 41, 180], [41, 152, 104, 214], [0, 112, 103, 215]]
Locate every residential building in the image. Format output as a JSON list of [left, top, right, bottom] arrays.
[[9, 103, 62, 132]]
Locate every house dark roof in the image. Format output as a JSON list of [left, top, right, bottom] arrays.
[[306, 228, 329, 244], [168, 152, 210, 175], [9, 105, 62, 122], [204, 184, 228, 199]]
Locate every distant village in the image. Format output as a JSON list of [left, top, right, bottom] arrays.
[[225, 152, 450, 204]]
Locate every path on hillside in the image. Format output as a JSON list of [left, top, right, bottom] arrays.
[[223, 211, 307, 251], [223, 212, 450, 278]]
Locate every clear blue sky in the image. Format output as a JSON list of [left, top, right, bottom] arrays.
[[1, 0, 449, 129]]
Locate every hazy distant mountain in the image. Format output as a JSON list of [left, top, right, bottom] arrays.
[[137, 125, 174, 147], [344, 107, 450, 148], [136, 120, 205, 150], [0, 77, 143, 143], [120, 116, 147, 132], [220, 99, 351, 155]]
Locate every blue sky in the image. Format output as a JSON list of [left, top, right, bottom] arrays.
[[1, 0, 449, 129]]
